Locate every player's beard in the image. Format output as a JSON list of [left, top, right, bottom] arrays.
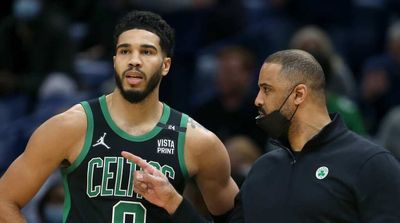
[[115, 66, 163, 104]]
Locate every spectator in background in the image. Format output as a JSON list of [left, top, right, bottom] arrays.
[[286, 0, 354, 56], [320, 54, 366, 135], [377, 106, 400, 160], [289, 26, 356, 98], [225, 135, 262, 187], [347, 0, 390, 76], [37, 181, 64, 223], [0, 72, 83, 175], [358, 20, 400, 134], [289, 26, 366, 134], [172, 135, 261, 217], [0, 0, 74, 99], [193, 45, 266, 150], [21, 172, 62, 223], [0, 0, 77, 174]]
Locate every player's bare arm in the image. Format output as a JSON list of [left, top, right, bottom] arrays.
[[0, 104, 87, 222], [184, 117, 239, 215]]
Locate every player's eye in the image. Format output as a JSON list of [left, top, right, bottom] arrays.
[[142, 49, 154, 55], [119, 49, 130, 55]]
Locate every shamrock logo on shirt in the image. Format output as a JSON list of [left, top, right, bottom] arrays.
[[315, 166, 329, 180]]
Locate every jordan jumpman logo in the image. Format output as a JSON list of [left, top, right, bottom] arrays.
[[93, 132, 111, 149]]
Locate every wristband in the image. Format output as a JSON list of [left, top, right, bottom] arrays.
[[170, 198, 209, 223]]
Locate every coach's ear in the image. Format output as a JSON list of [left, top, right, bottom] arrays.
[[293, 84, 307, 105]]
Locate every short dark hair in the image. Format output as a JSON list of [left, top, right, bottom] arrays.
[[264, 49, 325, 96], [113, 10, 175, 57]]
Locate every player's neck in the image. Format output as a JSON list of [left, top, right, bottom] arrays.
[[106, 90, 163, 129]]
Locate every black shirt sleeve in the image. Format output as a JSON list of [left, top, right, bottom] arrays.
[[355, 152, 400, 222]]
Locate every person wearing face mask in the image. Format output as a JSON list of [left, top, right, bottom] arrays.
[[13, 0, 42, 22], [38, 182, 64, 223], [121, 49, 400, 223]]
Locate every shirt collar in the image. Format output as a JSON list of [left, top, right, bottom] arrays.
[[301, 113, 348, 152], [270, 113, 348, 153]]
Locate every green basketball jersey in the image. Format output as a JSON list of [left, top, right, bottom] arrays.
[[61, 95, 189, 222]]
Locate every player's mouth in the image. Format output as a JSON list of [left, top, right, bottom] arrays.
[[125, 70, 144, 85]]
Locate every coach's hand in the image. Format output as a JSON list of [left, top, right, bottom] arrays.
[[121, 151, 183, 215]]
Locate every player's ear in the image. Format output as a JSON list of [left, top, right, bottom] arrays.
[[161, 57, 171, 76]]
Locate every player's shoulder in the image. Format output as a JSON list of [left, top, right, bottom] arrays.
[[38, 103, 87, 136], [51, 103, 86, 125], [25, 103, 88, 159], [185, 116, 218, 143], [184, 116, 224, 155], [183, 116, 229, 177]]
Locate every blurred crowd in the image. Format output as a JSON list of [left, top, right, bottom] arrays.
[[1, 0, 400, 222]]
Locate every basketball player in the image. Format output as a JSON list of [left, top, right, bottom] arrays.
[[0, 11, 238, 222]]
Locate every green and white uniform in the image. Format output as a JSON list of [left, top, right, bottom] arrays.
[[61, 95, 189, 223]]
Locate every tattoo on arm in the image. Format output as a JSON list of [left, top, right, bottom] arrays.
[[188, 118, 206, 130]]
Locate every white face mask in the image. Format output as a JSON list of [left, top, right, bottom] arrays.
[[43, 204, 63, 223], [13, 0, 42, 21]]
